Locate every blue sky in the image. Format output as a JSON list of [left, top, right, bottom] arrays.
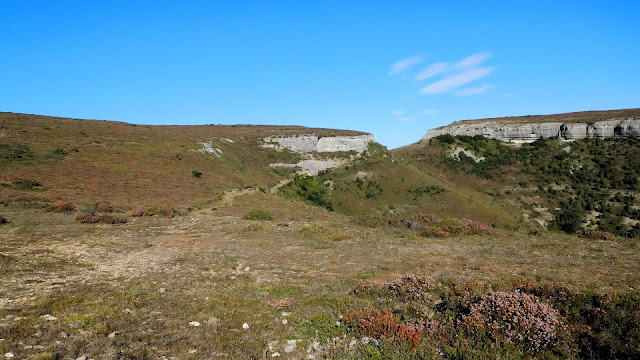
[[1, 1, 639, 148]]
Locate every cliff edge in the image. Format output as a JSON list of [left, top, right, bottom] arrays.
[[423, 109, 640, 142]]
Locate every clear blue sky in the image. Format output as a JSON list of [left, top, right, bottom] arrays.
[[1, 1, 639, 148]]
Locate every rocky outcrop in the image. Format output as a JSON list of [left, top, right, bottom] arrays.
[[262, 134, 375, 175], [423, 117, 640, 142], [269, 159, 348, 176], [262, 134, 375, 153]]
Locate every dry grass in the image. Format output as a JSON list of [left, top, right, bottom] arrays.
[[1, 191, 638, 358]]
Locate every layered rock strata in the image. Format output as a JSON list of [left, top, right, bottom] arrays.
[[261, 134, 375, 153], [423, 118, 640, 142]]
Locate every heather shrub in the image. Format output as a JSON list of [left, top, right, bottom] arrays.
[[516, 281, 640, 359], [76, 214, 128, 224], [129, 210, 154, 217], [387, 273, 436, 301], [245, 223, 262, 231], [242, 209, 273, 221], [346, 273, 640, 358], [577, 229, 613, 240], [0, 214, 7, 224], [461, 290, 571, 353], [265, 298, 291, 310], [343, 308, 425, 349], [355, 274, 436, 301], [97, 202, 117, 213], [48, 202, 76, 213]]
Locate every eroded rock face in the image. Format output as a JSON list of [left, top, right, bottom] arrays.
[[423, 118, 640, 142], [262, 134, 374, 153], [269, 159, 348, 176]]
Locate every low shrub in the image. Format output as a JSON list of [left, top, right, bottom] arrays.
[[390, 213, 495, 237], [48, 202, 76, 213], [0, 214, 7, 224], [265, 298, 291, 310], [245, 223, 262, 231], [129, 210, 155, 217], [96, 202, 118, 213], [192, 169, 203, 178], [139, 207, 186, 218], [577, 229, 613, 240], [242, 209, 273, 221], [344, 273, 640, 358], [461, 290, 571, 353], [343, 308, 424, 349], [76, 214, 128, 224], [12, 178, 42, 191]]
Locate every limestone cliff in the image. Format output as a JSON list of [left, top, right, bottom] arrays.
[[261, 134, 375, 153], [422, 109, 640, 142], [261, 134, 376, 175]]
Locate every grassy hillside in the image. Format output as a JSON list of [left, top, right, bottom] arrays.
[[279, 142, 520, 228], [395, 134, 640, 238], [1, 112, 520, 228], [0, 112, 362, 210]]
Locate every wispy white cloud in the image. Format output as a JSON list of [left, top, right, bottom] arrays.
[[453, 51, 492, 69], [391, 110, 405, 116], [416, 62, 448, 80], [457, 85, 495, 96], [422, 109, 439, 115], [398, 117, 416, 122], [419, 67, 494, 95], [388, 55, 422, 76]]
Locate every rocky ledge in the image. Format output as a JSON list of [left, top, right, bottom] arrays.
[[261, 134, 375, 153], [423, 110, 640, 142]]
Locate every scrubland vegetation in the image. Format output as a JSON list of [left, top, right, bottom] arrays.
[[1, 112, 639, 359]]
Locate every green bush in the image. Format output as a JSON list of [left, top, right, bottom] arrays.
[[279, 175, 334, 211], [12, 179, 42, 191], [0, 144, 36, 163], [242, 209, 273, 221], [191, 169, 203, 178]]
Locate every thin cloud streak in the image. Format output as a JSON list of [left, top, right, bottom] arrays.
[[453, 51, 492, 69], [457, 85, 495, 96], [398, 117, 416, 122], [388, 55, 422, 76], [416, 62, 448, 80], [423, 109, 438, 115], [419, 67, 495, 95], [391, 110, 405, 116]]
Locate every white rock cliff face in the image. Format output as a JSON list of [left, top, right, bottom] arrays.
[[262, 134, 375, 153], [423, 118, 640, 142], [262, 134, 375, 175]]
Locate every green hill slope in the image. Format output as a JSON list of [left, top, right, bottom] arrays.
[[394, 134, 640, 237]]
